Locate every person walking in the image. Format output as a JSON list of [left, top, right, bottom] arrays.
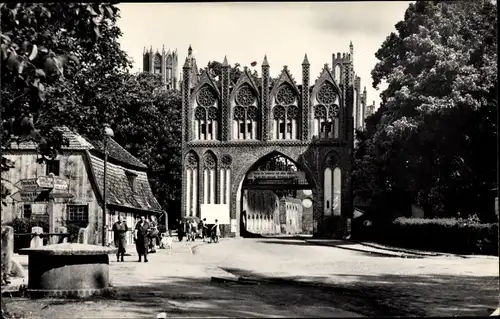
[[134, 215, 150, 262], [148, 216, 159, 254], [210, 219, 220, 243], [199, 218, 208, 242], [177, 219, 185, 242], [112, 215, 128, 262], [191, 220, 198, 241]]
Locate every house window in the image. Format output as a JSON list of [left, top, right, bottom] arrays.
[[68, 205, 89, 224], [239, 123, 245, 134], [126, 171, 137, 193], [208, 123, 213, 134], [279, 123, 285, 133], [287, 123, 292, 133], [247, 123, 252, 133], [201, 123, 207, 134], [46, 160, 60, 176], [23, 204, 32, 219]]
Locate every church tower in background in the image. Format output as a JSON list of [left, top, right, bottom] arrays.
[[143, 45, 179, 90]]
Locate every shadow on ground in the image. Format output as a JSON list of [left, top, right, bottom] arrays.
[[4, 269, 497, 318], [219, 267, 499, 317]]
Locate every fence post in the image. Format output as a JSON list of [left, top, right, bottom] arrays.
[[30, 226, 44, 248], [1, 226, 14, 283], [78, 227, 88, 244], [57, 226, 68, 244]]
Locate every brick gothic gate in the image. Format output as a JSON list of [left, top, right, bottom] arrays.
[[180, 47, 359, 238]]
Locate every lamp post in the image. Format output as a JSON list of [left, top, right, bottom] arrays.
[[102, 124, 114, 246]]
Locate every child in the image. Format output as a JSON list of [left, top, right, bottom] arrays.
[[160, 233, 173, 249]]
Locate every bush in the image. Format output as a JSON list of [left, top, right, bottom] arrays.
[[367, 217, 498, 256], [66, 223, 81, 243]]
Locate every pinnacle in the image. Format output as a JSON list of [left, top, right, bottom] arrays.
[[262, 55, 269, 67], [222, 56, 229, 67], [183, 57, 190, 68], [302, 53, 310, 65]]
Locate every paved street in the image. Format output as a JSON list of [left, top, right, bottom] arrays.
[[4, 238, 499, 318]]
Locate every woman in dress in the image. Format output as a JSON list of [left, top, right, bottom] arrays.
[[112, 215, 128, 262], [134, 215, 150, 262]]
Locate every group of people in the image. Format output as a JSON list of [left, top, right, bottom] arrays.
[[112, 215, 222, 263], [176, 218, 220, 243], [112, 214, 161, 263]]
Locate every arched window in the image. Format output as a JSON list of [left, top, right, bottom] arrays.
[[185, 152, 198, 217], [323, 152, 342, 217], [272, 105, 286, 140], [233, 84, 259, 140], [315, 82, 340, 139], [194, 86, 218, 141], [272, 84, 299, 140], [314, 105, 327, 137], [203, 152, 217, 205]]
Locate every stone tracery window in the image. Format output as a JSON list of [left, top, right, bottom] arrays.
[[232, 84, 259, 140], [236, 84, 255, 106], [194, 86, 219, 141], [154, 54, 161, 74], [185, 152, 199, 217], [276, 84, 296, 105], [314, 82, 340, 139], [272, 84, 300, 140]]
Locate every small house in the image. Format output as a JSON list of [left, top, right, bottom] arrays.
[[1, 127, 162, 245]]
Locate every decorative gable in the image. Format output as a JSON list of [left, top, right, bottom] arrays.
[[230, 67, 261, 102], [270, 66, 300, 99], [311, 64, 342, 104]]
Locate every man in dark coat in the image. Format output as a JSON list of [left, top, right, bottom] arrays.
[[112, 215, 128, 262], [134, 215, 150, 262]]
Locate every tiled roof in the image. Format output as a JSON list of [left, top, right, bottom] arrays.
[[8, 126, 94, 150], [89, 154, 162, 213], [7, 126, 147, 170], [90, 138, 147, 169]]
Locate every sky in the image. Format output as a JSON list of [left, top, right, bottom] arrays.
[[116, 2, 414, 108]]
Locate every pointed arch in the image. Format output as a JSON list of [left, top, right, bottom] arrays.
[[270, 67, 301, 141], [311, 65, 343, 140], [191, 76, 220, 141], [219, 155, 232, 205], [323, 151, 341, 217], [203, 151, 217, 205], [185, 151, 199, 217], [230, 76, 261, 140]]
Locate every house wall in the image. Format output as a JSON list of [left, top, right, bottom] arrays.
[[1, 151, 102, 244], [242, 190, 280, 234], [280, 197, 303, 235]]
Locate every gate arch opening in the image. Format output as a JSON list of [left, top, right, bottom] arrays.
[[239, 152, 315, 237]]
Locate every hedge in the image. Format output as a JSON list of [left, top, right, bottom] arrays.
[[359, 217, 498, 256]]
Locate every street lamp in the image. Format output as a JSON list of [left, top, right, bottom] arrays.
[[102, 124, 114, 246]]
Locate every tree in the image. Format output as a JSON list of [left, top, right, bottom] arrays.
[[1, 3, 123, 205], [355, 0, 497, 221], [106, 72, 183, 220]]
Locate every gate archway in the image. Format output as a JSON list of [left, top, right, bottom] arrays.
[[239, 152, 315, 237]]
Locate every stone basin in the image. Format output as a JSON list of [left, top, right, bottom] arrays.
[[20, 243, 117, 298]]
